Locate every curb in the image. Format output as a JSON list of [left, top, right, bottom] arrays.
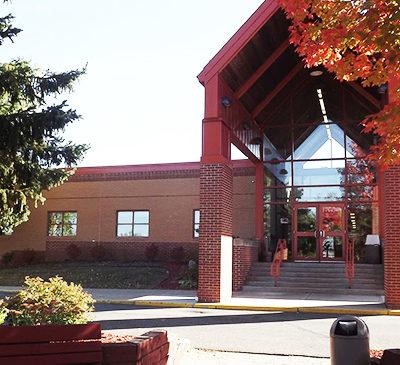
[[97, 299, 400, 316], [2, 290, 396, 316]]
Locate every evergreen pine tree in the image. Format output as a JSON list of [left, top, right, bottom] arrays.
[[0, 6, 88, 235]]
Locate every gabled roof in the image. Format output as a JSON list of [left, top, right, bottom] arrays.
[[197, 0, 279, 85]]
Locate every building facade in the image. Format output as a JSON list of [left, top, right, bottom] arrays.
[[197, 0, 400, 307], [2, 0, 399, 308], [0, 161, 256, 263]]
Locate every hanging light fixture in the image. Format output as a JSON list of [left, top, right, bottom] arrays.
[[310, 69, 324, 77], [221, 96, 232, 108]]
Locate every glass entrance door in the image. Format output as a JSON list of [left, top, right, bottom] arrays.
[[293, 203, 346, 261]]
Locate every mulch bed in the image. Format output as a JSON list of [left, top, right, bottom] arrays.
[[101, 333, 137, 344], [371, 350, 384, 359], [158, 263, 186, 290]]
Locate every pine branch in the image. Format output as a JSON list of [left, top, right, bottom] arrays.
[[0, 6, 87, 234], [0, 14, 21, 45]]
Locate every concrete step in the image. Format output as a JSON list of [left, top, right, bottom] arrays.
[[250, 272, 383, 279], [252, 265, 383, 273], [246, 280, 383, 290], [242, 285, 384, 296], [245, 261, 384, 296], [250, 273, 383, 281], [247, 276, 383, 285], [252, 262, 382, 268], [252, 266, 383, 273]]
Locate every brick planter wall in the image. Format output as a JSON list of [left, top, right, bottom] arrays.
[[46, 241, 198, 263], [102, 331, 169, 365], [233, 239, 259, 292], [383, 166, 400, 308]]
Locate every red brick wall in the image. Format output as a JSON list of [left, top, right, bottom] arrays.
[[383, 166, 400, 308], [0, 162, 255, 262], [46, 241, 198, 263], [198, 163, 233, 303], [232, 239, 259, 292]]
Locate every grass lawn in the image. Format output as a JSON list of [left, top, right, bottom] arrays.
[[0, 262, 169, 289]]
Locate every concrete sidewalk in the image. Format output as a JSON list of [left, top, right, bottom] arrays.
[[178, 348, 329, 365], [0, 286, 396, 316]]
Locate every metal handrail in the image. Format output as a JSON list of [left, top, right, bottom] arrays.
[[270, 239, 287, 287], [345, 237, 355, 288]]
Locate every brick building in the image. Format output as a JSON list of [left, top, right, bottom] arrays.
[[2, 0, 399, 308], [0, 161, 256, 263], [195, 0, 399, 308]]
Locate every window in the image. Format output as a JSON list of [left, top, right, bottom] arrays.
[[48, 212, 77, 237], [117, 211, 149, 237], [193, 209, 200, 238]]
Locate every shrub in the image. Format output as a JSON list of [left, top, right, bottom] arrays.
[[6, 276, 95, 326], [1, 251, 15, 267], [66, 243, 82, 260], [171, 246, 185, 263], [90, 243, 110, 262], [145, 244, 159, 262], [0, 301, 8, 325], [179, 261, 198, 289], [18, 249, 37, 266]]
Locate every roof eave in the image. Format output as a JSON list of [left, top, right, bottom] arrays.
[[197, 0, 280, 85]]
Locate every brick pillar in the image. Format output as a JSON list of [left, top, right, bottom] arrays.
[[198, 75, 234, 303], [383, 76, 400, 308], [198, 162, 233, 303], [383, 166, 400, 308]]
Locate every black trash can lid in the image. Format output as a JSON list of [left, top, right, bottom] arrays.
[[335, 321, 358, 336], [330, 316, 369, 338]]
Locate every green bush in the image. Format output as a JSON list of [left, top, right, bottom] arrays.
[[179, 261, 198, 289], [0, 301, 8, 325], [6, 276, 95, 326], [1, 251, 15, 267]]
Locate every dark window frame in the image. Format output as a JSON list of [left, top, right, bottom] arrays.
[[193, 209, 200, 239], [116, 210, 150, 238], [47, 211, 78, 237]]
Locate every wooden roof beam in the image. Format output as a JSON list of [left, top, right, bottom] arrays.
[[251, 62, 304, 119], [349, 82, 381, 111], [260, 75, 311, 129], [342, 83, 377, 114], [235, 39, 290, 99]]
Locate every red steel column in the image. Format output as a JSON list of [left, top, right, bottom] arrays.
[[198, 76, 233, 303], [383, 76, 400, 308], [255, 161, 265, 259]]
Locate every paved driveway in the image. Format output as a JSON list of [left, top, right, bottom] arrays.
[[92, 304, 400, 358]]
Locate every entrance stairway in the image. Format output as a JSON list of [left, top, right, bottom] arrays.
[[241, 262, 384, 296]]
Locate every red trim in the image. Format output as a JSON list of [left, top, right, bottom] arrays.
[[292, 202, 346, 262], [69, 160, 255, 182], [74, 162, 201, 176], [198, 0, 279, 84], [75, 160, 253, 175], [255, 162, 264, 242]]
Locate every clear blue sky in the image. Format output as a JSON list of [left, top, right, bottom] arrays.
[[1, 0, 263, 166]]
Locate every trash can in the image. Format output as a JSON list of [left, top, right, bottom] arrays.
[[330, 316, 370, 365], [365, 235, 381, 264]]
